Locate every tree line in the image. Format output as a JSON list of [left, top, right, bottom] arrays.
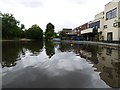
[[1, 13, 57, 40]]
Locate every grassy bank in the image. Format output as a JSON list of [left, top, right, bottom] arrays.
[[1, 38, 32, 42]]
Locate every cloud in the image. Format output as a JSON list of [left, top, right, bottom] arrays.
[[0, 0, 112, 32], [0, 0, 44, 8], [20, 0, 43, 8], [66, 0, 89, 5]]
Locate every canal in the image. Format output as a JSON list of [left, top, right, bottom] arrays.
[[2, 41, 120, 88]]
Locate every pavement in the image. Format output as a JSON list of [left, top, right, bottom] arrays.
[[60, 40, 120, 48]]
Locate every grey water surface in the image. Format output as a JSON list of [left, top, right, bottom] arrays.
[[2, 41, 120, 88]]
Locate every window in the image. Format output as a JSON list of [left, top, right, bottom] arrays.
[[107, 32, 113, 42], [89, 21, 100, 28], [118, 22, 120, 27], [112, 9, 117, 18], [106, 8, 117, 20]]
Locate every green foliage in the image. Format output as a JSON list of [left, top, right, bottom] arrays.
[[59, 31, 66, 40], [20, 24, 25, 30], [45, 22, 55, 40], [26, 24, 43, 40], [0, 13, 2, 39], [2, 13, 23, 39], [46, 23, 54, 33]]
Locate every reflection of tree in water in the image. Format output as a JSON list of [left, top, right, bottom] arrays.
[[58, 43, 74, 52], [2, 41, 43, 68], [45, 41, 55, 58], [2, 42, 23, 68], [24, 41, 43, 56]]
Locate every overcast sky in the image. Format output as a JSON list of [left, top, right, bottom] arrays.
[[0, 0, 112, 32]]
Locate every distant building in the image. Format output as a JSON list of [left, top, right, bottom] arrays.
[[62, 28, 72, 34]]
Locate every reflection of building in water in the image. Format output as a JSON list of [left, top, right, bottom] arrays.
[[70, 44, 120, 88], [96, 47, 120, 88], [79, 46, 120, 88], [77, 44, 99, 64], [58, 43, 120, 88]]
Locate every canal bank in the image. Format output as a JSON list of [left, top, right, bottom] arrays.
[[0, 38, 32, 42], [55, 40, 120, 49]]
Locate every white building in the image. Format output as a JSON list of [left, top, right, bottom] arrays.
[[103, 0, 120, 42], [75, 0, 120, 43]]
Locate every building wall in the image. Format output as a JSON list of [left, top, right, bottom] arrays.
[[80, 23, 88, 30], [103, 1, 120, 41], [62, 28, 72, 34], [95, 11, 104, 20], [118, 1, 120, 41], [72, 0, 120, 42]]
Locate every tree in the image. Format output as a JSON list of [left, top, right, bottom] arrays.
[[20, 24, 25, 30], [0, 12, 2, 39], [59, 31, 66, 40], [2, 13, 22, 39], [26, 24, 43, 40], [45, 22, 55, 40]]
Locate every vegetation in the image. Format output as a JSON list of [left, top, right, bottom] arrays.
[[2, 13, 23, 39], [59, 31, 66, 40], [1, 13, 44, 40], [45, 22, 55, 40], [0, 13, 2, 39], [25, 24, 43, 40], [1, 12, 59, 40]]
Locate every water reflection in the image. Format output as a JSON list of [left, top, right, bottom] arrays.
[[58, 43, 120, 88], [2, 42, 23, 68], [24, 41, 43, 56], [2, 41, 120, 88], [45, 41, 55, 58], [2, 41, 43, 68]]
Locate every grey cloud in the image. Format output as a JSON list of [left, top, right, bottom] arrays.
[[20, 0, 43, 8], [1, 0, 44, 8], [66, 0, 89, 5]]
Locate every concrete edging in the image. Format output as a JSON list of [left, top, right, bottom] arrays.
[[59, 40, 120, 48]]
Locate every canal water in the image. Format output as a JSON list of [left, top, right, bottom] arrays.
[[2, 41, 120, 88]]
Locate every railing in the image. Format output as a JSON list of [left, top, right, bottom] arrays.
[[81, 28, 93, 34], [81, 28, 101, 34]]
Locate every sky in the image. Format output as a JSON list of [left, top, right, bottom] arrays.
[[0, 0, 112, 32]]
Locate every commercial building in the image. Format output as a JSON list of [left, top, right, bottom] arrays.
[[103, 0, 120, 42], [73, 0, 120, 43], [61, 28, 77, 40]]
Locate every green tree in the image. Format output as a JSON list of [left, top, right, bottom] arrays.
[[20, 24, 25, 38], [26, 24, 43, 40], [0, 12, 2, 39], [59, 31, 66, 40], [45, 22, 55, 40], [20, 24, 25, 30], [2, 13, 22, 39]]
